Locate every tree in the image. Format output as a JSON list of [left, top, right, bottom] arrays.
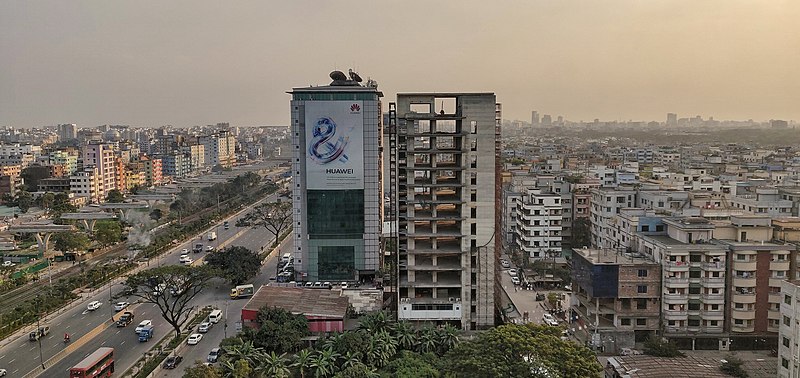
[[16, 191, 33, 213], [570, 217, 591, 249], [149, 208, 163, 221], [719, 356, 749, 378], [443, 323, 601, 378], [358, 311, 390, 334], [643, 337, 685, 358], [292, 349, 314, 378], [184, 361, 222, 378], [20, 166, 51, 192], [333, 361, 379, 378], [380, 351, 440, 378], [105, 189, 125, 203], [310, 347, 340, 378], [240, 201, 292, 246], [205, 246, 262, 285], [391, 321, 418, 351], [37, 192, 55, 211], [94, 220, 122, 247], [52, 232, 90, 253], [123, 265, 212, 338], [255, 351, 291, 378], [242, 306, 310, 354], [49, 193, 77, 220]]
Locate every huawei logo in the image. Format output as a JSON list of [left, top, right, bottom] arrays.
[[350, 103, 361, 112]]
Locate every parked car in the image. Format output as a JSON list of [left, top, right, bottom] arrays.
[[2, 261, 15, 267], [87, 301, 102, 311], [0, 368, 7, 376], [542, 313, 559, 327], [113, 301, 130, 312], [163, 355, 183, 369], [28, 326, 50, 341], [500, 259, 511, 269], [187, 333, 203, 345], [207, 348, 223, 363], [511, 276, 521, 285], [135, 320, 153, 334], [508, 268, 518, 277], [198, 322, 212, 333]]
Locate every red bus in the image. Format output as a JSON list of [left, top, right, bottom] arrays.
[[69, 347, 114, 378]]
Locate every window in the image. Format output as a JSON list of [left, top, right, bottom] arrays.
[[784, 316, 791, 326], [636, 318, 647, 326], [735, 303, 744, 310], [735, 319, 744, 325], [709, 320, 718, 326], [637, 285, 647, 294], [636, 299, 647, 310], [784, 337, 791, 348], [638, 269, 648, 277], [621, 318, 631, 326], [688, 319, 700, 327], [786, 295, 792, 305], [783, 358, 789, 369], [688, 303, 700, 311]]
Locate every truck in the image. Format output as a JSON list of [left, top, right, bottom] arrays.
[[230, 284, 254, 299], [207, 231, 217, 241], [28, 325, 50, 341], [116, 311, 135, 327], [193, 243, 204, 253], [138, 325, 154, 342]]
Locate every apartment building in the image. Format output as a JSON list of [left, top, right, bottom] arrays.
[[612, 208, 664, 252], [513, 187, 563, 260], [637, 217, 728, 349], [82, 141, 116, 200], [49, 150, 79, 175], [571, 248, 661, 353], [200, 131, 236, 169], [393, 92, 499, 330], [731, 187, 792, 217], [590, 187, 636, 249], [636, 190, 689, 216], [779, 280, 800, 378], [70, 167, 102, 203]]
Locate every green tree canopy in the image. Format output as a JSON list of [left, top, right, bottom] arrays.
[[205, 246, 262, 285], [105, 189, 125, 203], [443, 323, 601, 378], [183, 361, 221, 378], [242, 306, 310, 354], [94, 220, 122, 246], [52, 232, 91, 253], [379, 351, 440, 378]]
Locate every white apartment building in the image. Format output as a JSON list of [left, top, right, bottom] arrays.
[[70, 167, 101, 204], [200, 131, 236, 169], [730, 187, 793, 217], [779, 280, 800, 378], [82, 142, 116, 200], [590, 187, 636, 249], [513, 187, 563, 259]]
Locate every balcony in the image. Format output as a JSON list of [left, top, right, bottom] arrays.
[[732, 309, 756, 320], [701, 310, 725, 320], [700, 295, 725, 304], [701, 277, 725, 287], [664, 277, 689, 287], [664, 261, 690, 272], [732, 276, 756, 287], [769, 292, 782, 304], [771, 260, 790, 271], [732, 293, 756, 304], [703, 326, 724, 334], [731, 325, 755, 333], [770, 278, 788, 288], [768, 309, 781, 320], [732, 260, 757, 271], [702, 262, 725, 271], [663, 310, 688, 320], [663, 293, 688, 303]]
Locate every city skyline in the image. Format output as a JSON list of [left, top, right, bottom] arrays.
[[1, 1, 798, 127]]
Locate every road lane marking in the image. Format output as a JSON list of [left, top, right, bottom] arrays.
[[120, 340, 125, 345], [9, 358, 15, 363], [65, 325, 71, 329]]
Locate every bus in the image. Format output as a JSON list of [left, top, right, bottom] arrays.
[[70, 347, 114, 378]]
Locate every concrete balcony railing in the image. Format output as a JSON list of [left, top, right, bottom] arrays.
[[732, 293, 757, 304], [732, 309, 756, 320], [731, 325, 755, 333], [701, 277, 726, 287], [732, 260, 757, 271], [703, 262, 725, 270], [664, 277, 690, 287], [664, 261, 690, 271], [663, 310, 688, 320], [770, 260, 790, 271], [663, 293, 688, 301], [732, 276, 756, 287]]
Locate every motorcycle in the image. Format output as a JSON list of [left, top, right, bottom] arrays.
[[63, 334, 70, 344]]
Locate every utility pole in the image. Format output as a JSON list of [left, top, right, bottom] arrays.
[[36, 296, 45, 370], [223, 300, 229, 339]]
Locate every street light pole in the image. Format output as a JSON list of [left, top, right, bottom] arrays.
[[224, 300, 229, 339], [36, 296, 45, 370]]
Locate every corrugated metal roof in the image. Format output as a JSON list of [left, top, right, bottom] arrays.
[[242, 285, 348, 318]]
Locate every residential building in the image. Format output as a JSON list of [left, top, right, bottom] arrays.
[[571, 247, 661, 353], [513, 187, 563, 259], [779, 280, 800, 377], [82, 141, 116, 200], [730, 187, 792, 217], [290, 74, 383, 283], [393, 92, 500, 330], [70, 167, 102, 203], [49, 150, 79, 175], [200, 131, 236, 169], [58, 123, 77, 141], [162, 152, 191, 179], [590, 187, 636, 249]]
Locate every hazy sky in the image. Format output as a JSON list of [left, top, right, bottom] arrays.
[[1, 1, 798, 127]]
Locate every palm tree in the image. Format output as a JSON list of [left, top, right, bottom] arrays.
[[321, 332, 343, 351], [224, 340, 263, 367], [256, 351, 290, 378], [391, 320, 418, 351], [310, 347, 339, 377], [292, 349, 313, 378], [357, 311, 389, 333], [339, 350, 362, 370], [374, 330, 398, 366], [416, 326, 439, 355], [436, 323, 460, 355]]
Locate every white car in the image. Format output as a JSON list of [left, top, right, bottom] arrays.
[[2, 261, 15, 267], [135, 320, 152, 334], [87, 301, 102, 311], [511, 276, 521, 285], [182, 258, 194, 266], [179, 254, 190, 262], [542, 313, 560, 327], [187, 333, 203, 345], [198, 322, 212, 333], [0, 368, 6, 376], [500, 259, 511, 269], [206, 245, 214, 252], [182, 248, 189, 254], [508, 269, 518, 277], [113, 301, 130, 311]]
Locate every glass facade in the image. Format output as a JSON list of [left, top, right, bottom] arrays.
[[293, 92, 377, 101], [318, 245, 356, 280], [307, 190, 364, 237]]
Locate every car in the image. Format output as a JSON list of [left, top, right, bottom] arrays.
[[162, 355, 183, 369], [207, 348, 223, 363], [323, 281, 331, 288], [341, 282, 348, 289], [2, 261, 15, 267], [206, 245, 214, 252], [542, 313, 560, 327], [181, 248, 189, 254], [179, 254, 191, 262], [87, 300, 102, 311], [187, 333, 203, 345], [113, 301, 130, 311], [508, 268, 518, 277], [198, 322, 212, 333], [117, 311, 135, 327], [313, 281, 322, 287], [135, 320, 153, 334], [305, 282, 313, 287], [511, 276, 521, 285], [182, 258, 194, 266], [0, 368, 6, 376], [500, 259, 511, 269]]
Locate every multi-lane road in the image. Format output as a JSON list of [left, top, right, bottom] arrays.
[[0, 180, 288, 377]]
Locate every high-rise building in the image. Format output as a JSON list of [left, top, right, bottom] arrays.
[[531, 111, 539, 126], [58, 123, 77, 141], [290, 71, 383, 283], [82, 141, 116, 200], [779, 280, 800, 377], [542, 114, 552, 127], [667, 113, 678, 127], [392, 92, 500, 330], [200, 130, 236, 169]]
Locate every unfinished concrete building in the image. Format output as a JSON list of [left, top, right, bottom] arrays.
[[391, 93, 500, 330]]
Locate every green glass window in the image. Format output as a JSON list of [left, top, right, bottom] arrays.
[[306, 190, 364, 237]]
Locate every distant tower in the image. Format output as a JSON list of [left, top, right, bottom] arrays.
[[531, 111, 540, 126], [666, 113, 677, 126], [542, 114, 552, 127]]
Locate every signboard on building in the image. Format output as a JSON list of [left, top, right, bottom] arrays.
[[305, 101, 364, 190]]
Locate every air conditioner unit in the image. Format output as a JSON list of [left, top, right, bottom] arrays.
[[449, 297, 455, 302]]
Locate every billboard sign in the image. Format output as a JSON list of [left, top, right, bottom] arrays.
[[305, 101, 364, 189]]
